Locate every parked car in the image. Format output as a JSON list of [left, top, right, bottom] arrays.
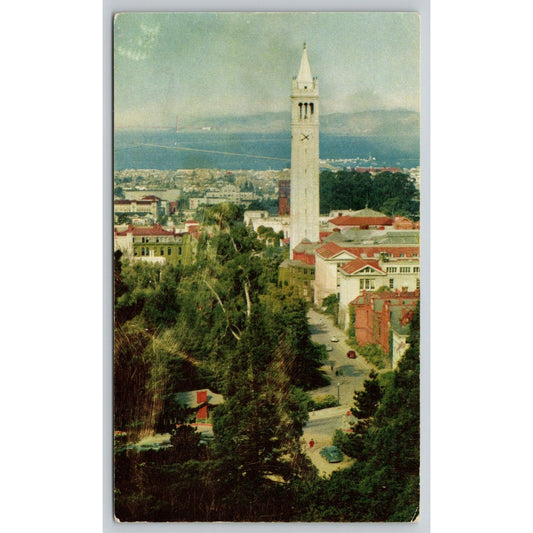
[[320, 445, 344, 463], [347, 350, 357, 359], [330, 336, 339, 343]]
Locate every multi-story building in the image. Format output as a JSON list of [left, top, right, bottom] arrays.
[[114, 224, 196, 266], [189, 185, 258, 209], [278, 179, 290, 215], [244, 210, 290, 239], [327, 208, 394, 231], [114, 198, 160, 219], [350, 290, 419, 368], [278, 258, 315, 300], [338, 253, 420, 328], [313, 230, 420, 312]]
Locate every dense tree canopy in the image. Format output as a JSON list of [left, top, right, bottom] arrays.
[[320, 169, 419, 220], [113, 215, 420, 522]]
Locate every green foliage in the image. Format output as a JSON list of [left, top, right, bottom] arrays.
[[113, 216, 419, 522], [247, 198, 279, 215], [321, 293, 338, 319], [357, 343, 389, 369], [319, 169, 419, 220], [204, 202, 243, 230], [307, 394, 338, 411], [293, 304, 420, 522], [259, 285, 329, 390], [352, 369, 383, 420]]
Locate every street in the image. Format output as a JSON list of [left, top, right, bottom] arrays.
[[302, 308, 374, 474], [307, 307, 373, 406]]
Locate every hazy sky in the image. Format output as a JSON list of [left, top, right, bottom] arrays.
[[114, 12, 420, 128]]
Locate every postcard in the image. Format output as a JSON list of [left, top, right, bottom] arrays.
[[112, 11, 422, 523]]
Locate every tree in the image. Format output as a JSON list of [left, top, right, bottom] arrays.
[[205, 202, 243, 230]]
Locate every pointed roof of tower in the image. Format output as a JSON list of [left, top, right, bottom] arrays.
[[297, 43, 313, 84]]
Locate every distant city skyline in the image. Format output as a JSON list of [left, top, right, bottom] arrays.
[[114, 12, 420, 129]]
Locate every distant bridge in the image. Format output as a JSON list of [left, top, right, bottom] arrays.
[[134, 143, 291, 163]]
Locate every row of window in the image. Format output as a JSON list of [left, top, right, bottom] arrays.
[[382, 252, 419, 258], [386, 266, 420, 274], [359, 278, 376, 290], [134, 247, 183, 256], [133, 237, 181, 244], [389, 278, 421, 290], [298, 102, 314, 119]]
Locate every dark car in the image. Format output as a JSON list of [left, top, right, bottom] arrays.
[[347, 350, 357, 359], [320, 445, 344, 463]]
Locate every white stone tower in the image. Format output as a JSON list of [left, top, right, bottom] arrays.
[[290, 43, 320, 259]]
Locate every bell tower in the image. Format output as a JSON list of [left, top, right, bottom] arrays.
[[290, 43, 320, 258]]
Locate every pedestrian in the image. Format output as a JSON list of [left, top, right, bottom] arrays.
[[309, 438, 315, 449]]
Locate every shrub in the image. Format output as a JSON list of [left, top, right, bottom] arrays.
[[356, 343, 390, 369], [307, 394, 338, 411]]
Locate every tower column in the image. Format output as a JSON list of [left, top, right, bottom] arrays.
[[290, 43, 320, 259]]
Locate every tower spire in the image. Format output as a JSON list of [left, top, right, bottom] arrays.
[[297, 43, 313, 85]]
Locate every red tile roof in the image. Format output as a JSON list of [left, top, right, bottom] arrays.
[[114, 199, 154, 205], [329, 214, 394, 227], [115, 224, 176, 237], [340, 258, 385, 275], [349, 289, 419, 306], [316, 242, 419, 260], [315, 241, 363, 260]]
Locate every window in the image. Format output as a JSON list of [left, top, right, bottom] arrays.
[[387, 267, 397, 273], [178, 247, 182, 255], [413, 267, 420, 273], [389, 278, 394, 289], [400, 266, 411, 273], [360, 278, 375, 290], [399, 253, 405, 257], [161, 249, 164, 256], [168, 248, 171, 255], [416, 278, 420, 290]]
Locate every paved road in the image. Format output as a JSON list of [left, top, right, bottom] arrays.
[[303, 308, 374, 474], [307, 308, 373, 406]]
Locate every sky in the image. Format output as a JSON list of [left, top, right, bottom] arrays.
[[114, 12, 420, 128]]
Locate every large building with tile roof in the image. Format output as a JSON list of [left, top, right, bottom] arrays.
[[327, 208, 394, 230], [114, 223, 196, 266], [313, 230, 420, 312]]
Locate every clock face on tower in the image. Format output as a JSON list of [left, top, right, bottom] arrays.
[[300, 131, 311, 142]]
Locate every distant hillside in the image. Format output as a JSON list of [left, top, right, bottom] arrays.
[[187, 110, 419, 137]]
